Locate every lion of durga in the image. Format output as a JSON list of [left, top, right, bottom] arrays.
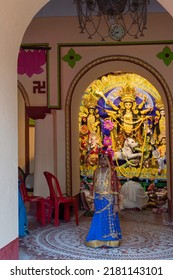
[[113, 137, 142, 161]]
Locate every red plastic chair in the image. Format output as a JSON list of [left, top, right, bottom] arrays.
[[43, 171, 79, 226], [19, 180, 45, 226]]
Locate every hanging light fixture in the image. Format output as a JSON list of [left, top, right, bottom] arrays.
[[74, 0, 149, 41]]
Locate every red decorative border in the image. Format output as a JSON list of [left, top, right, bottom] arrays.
[[0, 238, 19, 260]]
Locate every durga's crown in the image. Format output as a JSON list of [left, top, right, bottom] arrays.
[[120, 83, 136, 103]]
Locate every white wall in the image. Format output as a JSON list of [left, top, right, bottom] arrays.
[[158, 0, 173, 15], [0, 0, 49, 250]]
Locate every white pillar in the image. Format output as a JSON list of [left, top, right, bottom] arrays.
[[34, 113, 54, 197]]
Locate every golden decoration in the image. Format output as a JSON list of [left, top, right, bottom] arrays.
[[119, 83, 136, 103], [86, 73, 160, 100], [155, 98, 164, 111], [82, 92, 98, 109]]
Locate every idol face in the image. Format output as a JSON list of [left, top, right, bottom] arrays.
[[124, 102, 133, 109], [160, 109, 165, 116], [88, 108, 95, 114]]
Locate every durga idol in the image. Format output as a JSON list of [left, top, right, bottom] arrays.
[[105, 83, 153, 141]]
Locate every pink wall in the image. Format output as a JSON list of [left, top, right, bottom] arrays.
[[21, 13, 173, 197], [22, 14, 173, 109]]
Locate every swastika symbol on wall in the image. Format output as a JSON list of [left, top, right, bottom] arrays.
[[33, 81, 46, 94]]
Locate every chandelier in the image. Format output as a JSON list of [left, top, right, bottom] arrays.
[[74, 0, 149, 41]]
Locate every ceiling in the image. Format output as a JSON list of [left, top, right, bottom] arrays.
[[35, 0, 167, 18]]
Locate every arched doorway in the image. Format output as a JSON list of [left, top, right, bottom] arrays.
[[78, 72, 167, 194], [65, 55, 173, 219]]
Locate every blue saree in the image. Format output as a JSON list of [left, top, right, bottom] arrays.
[[85, 193, 122, 248], [18, 181, 29, 237]]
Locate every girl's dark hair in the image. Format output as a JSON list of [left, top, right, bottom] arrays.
[[132, 176, 139, 182]]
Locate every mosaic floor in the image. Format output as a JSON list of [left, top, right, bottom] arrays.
[[19, 208, 173, 260]]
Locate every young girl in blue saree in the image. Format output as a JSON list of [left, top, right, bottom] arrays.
[[85, 152, 122, 248]]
